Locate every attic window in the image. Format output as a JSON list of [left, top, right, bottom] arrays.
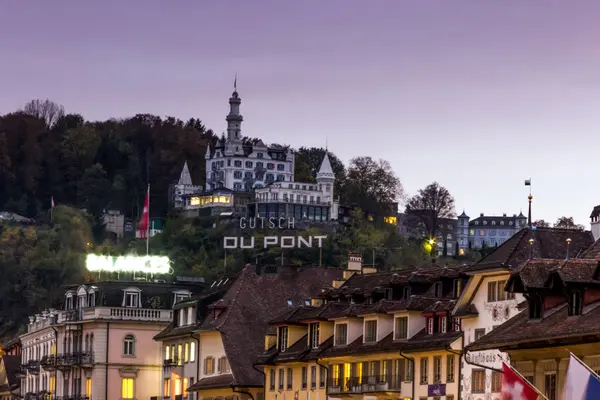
[[278, 326, 289, 352], [509, 221, 513, 226], [173, 290, 191, 306], [122, 288, 142, 308], [529, 295, 543, 320], [569, 291, 582, 316], [491, 221, 496, 226], [434, 283, 442, 298], [475, 221, 479, 225], [500, 221, 505, 225], [427, 318, 434, 334], [286, 299, 293, 307], [305, 300, 311, 306], [483, 221, 487, 225], [65, 293, 74, 310], [402, 287, 411, 300]]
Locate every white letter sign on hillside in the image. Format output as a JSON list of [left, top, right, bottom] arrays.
[[86, 254, 172, 274]]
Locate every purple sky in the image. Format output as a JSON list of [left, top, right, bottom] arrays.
[[2, 1, 600, 227]]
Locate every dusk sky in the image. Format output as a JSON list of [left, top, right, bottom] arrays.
[[2, 1, 599, 227]]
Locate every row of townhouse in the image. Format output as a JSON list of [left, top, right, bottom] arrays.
[[6, 225, 597, 400]]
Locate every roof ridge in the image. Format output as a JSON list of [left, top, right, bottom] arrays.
[[215, 265, 249, 330]]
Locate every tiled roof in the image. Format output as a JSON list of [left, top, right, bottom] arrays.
[[467, 302, 600, 351], [2, 355, 21, 390], [154, 281, 233, 340], [256, 336, 335, 366], [468, 227, 594, 272], [196, 265, 344, 388], [581, 239, 600, 259], [508, 259, 600, 290], [64, 280, 206, 310], [187, 374, 235, 391]]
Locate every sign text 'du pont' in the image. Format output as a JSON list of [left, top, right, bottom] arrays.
[[223, 235, 327, 249]]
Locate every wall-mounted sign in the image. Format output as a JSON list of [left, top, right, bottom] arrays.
[[223, 235, 327, 249], [465, 351, 509, 366], [428, 383, 446, 396], [86, 254, 171, 274]]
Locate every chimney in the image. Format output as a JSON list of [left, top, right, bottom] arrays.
[[347, 252, 363, 271], [480, 213, 484, 217]]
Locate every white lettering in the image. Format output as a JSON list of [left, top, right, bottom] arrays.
[[297, 236, 312, 248], [280, 236, 295, 248], [224, 237, 238, 249], [86, 254, 171, 274], [278, 217, 286, 229], [239, 217, 247, 229], [288, 218, 295, 229], [249, 217, 256, 229], [264, 236, 278, 248], [239, 237, 254, 248], [268, 217, 276, 229], [314, 235, 327, 248]]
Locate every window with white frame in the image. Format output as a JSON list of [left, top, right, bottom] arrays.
[[123, 334, 135, 356], [395, 317, 408, 340], [364, 320, 377, 342], [427, 318, 434, 334], [335, 323, 348, 346], [173, 291, 191, 306], [278, 326, 289, 352], [123, 289, 141, 308], [309, 323, 320, 348]]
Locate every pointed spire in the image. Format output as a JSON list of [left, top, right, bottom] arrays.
[[317, 151, 334, 180], [178, 161, 193, 185], [205, 144, 211, 159], [234, 73, 237, 91]]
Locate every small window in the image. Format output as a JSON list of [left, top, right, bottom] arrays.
[[310, 366, 317, 389], [420, 357, 428, 384], [394, 317, 408, 340], [471, 370, 485, 393], [278, 326, 289, 352], [433, 356, 442, 383], [452, 317, 461, 332], [453, 279, 462, 298], [124, 291, 140, 308], [278, 368, 284, 390], [364, 320, 377, 342], [121, 377, 134, 399], [309, 323, 320, 348], [301, 366, 308, 389], [123, 335, 135, 356], [190, 341, 196, 362], [269, 369, 276, 391], [569, 291, 582, 316], [427, 318, 434, 334], [529, 295, 543, 319], [434, 283, 442, 297], [487, 281, 497, 302], [319, 366, 326, 388], [474, 329, 486, 341], [335, 324, 348, 346], [218, 356, 230, 373], [492, 371, 502, 392], [440, 317, 447, 333], [286, 299, 293, 306], [204, 357, 215, 374], [446, 355, 455, 382], [402, 286, 411, 299], [286, 368, 293, 390]]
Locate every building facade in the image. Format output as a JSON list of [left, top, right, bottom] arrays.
[[452, 226, 594, 400], [257, 257, 470, 400], [467, 250, 600, 400], [205, 89, 294, 192], [467, 212, 527, 249], [17, 280, 204, 400]]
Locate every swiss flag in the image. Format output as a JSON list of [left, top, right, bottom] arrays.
[[138, 186, 150, 238], [502, 362, 538, 400]]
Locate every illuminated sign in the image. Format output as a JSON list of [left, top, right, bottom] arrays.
[[86, 254, 172, 274], [224, 235, 327, 249]]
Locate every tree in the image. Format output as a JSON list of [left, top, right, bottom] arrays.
[[77, 163, 112, 238], [405, 182, 456, 239], [344, 157, 403, 217], [22, 99, 65, 127], [554, 216, 585, 231], [533, 219, 550, 228]]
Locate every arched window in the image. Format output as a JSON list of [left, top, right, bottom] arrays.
[[123, 334, 135, 356]]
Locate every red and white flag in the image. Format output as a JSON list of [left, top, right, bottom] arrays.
[[138, 185, 150, 238], [502, 362, 538, 400]]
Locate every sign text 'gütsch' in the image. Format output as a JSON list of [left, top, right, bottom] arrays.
[[223, 217, 327, 249]]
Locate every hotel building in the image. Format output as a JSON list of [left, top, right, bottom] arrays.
[[17, 279, 204, 400]]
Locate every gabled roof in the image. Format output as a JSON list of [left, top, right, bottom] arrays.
[[1, 355, 21, 391], [468, 227, 594, 272], [507, 258, 600, 291], [196, 264, 344, 388]]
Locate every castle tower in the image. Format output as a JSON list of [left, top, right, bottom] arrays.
[[226, 78, 243, 141], [457, 210, 470, 251], [317, 152, 336, 204]]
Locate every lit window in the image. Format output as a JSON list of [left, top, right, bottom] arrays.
[[190, 341, 196, 362], [184, 343, 189, 362], [204, 357, 215, 374], [218, 356, 230, 373], [123, 335, 135, 356], [121, 378, 134, 399]]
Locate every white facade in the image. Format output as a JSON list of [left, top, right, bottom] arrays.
[[455, 272, 524, 400], [590, 205, 600, 241], [20, 312, 58, 395], [205, 89, 295, 191], [252, 152, 339, 221], [171, 161, 203, 209]]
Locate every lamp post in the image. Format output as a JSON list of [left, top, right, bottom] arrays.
[[566, 238, 572, 260]]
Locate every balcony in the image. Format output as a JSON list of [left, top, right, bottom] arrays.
[[40, 355, 57, 371], [59, 307, 172, 323], [54, 352, 94, 369], [327, 375, 402, 395], [162, 357, 182, 371], [25, 360, 40, 374], [254, 198, 332, 206]]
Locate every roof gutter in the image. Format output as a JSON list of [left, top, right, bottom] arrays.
[[445, 339, 463, 400], [252, 362, 266, 397], [315, 358, 329, 395], [463, 346, 502, 373], [398, 351, 414, 399], [232, 385, 255, 400]]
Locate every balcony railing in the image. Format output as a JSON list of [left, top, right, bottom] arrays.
[[25, 360, 40, 374], [54, 352, 94, 369], [15, 365, 27, 378], [40, 355, 56, 371], [254, 198, 332, 205], [327, 375, 402, 395], [58, 307, 172, 323], [163, 357, 181, 368]]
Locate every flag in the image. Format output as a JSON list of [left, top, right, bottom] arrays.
[[524, 179, 531, 186], [564, 354, 600, 400], [51, 196, 55, 208], [138, 185, 150, 239], [501, 362, 538, 400]]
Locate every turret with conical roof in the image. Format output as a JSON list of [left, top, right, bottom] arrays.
[[316, 152, 336, 204]]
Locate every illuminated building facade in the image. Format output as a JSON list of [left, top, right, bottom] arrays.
[[257, 255, 469, 400], [17, 279, 205, 400], [180, 188, 254, 218]]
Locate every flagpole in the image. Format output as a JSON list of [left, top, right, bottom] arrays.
[[146, 184, 150, 256], [504, 362, 549, 400], [568, 351, 600, 380]]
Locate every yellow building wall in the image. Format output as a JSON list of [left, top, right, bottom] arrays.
[[265, 362, 326, 400], [198, 387, 264, 400], [288, 326, 306, 348], [412, 350, 460, 400], [318, 323, 333, 346], [508, 342, 600, 400]]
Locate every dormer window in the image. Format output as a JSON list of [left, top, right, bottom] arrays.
[[309, 323, 320, 348], [453, 279, 462, 298], [173, 290, 191, 306], [78, 295, 86, 309], [394, 317, 408, 340], [364, 320, 377, 343], [278, 326, 289, 352], [122, 288, 141, 308], [434, 283, 442, 298], [335, 323, 348, 346], [65, 294, 74, 310], [427, 318, 434, 334], [529, 295, 543, 320], [569, 291, 582, 316], [441, 316, 447, 333], [402, 287, 411, 300], [452, 317, 461, 332], [87, 290, 96, 308]]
